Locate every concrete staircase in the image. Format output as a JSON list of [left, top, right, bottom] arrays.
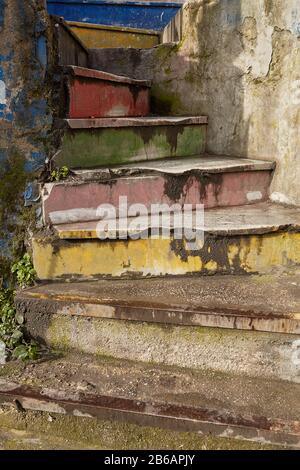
[[3, 8, 299, 449]]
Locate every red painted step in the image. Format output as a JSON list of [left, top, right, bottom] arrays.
[[61, 66, 151, 118], [42, 156, 275, 225]]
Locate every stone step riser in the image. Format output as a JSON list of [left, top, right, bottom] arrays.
[[16, 295, 300, 336], [0, 382, 298, 448], [53, 118, 207, 168], [88, 47, 153, 82], [32, 231, 300, 280], [21, 309, 300, 384], [62, 68, 150, 119], [42, 170, 272, 225]]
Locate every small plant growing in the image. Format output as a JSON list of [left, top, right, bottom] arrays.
[[50, 166, 69, 182], [0, 253, 39, 362], [11, 253, 36, 288], [0, 288, 38, 361]]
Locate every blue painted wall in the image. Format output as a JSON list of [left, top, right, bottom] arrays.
[[0, 0, 51, 171], [47, 0, 183, 30], [0, 0, 52, 281]]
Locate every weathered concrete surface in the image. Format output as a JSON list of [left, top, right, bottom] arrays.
[[0, 0, 51, 167], [0, 405, 280, 450], [68, 21, 160, 49], [61, 66, 151, 119], [89, 47, 157, 81], [74, 155, 275, 177], [53, 117, 207, 168], [0, 0, 53, 281], [144, 0, 300, 205], [32, 202, 300, 279], [0, 353, 298, 447], [42, 156, 274, 225], [66, 66, 152, 87], [19, 308, 300, 381], [53, 202, 300, 237], [15, 271, 300, 335]]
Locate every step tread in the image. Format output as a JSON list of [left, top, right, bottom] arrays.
[[52, 202, 300, 237], [67, 20, 161, 36], [61, 65, 152, 87], [0, 352, 298, 446], [55, 115, 208, 129], [16, 271, 300, 330], [69, 155, 275, 182]]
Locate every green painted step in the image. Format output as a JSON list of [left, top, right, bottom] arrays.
[[53, 116, 208, 168]]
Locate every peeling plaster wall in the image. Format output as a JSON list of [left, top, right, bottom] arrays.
[[153, 0, 300, 205], [0, 0, 52, 281]]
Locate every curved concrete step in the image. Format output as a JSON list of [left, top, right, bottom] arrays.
[[43, 156, 275, 225], [32, 202, 300, 279], [67, 21, 161, 49], [0, 353, 299, 449], [53, 116, 208, 168], [57, 65, 151, 119]]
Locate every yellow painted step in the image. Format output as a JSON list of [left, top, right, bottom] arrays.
[[67, 21, 161, 49], [33, 232, 300, 280], [32, 203, 300, 280]]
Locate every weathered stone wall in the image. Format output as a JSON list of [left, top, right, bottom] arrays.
[[153, 0, 300, 205], [0, 0, 51, 282]]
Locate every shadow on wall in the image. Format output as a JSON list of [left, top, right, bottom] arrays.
[[153, 0, 300, 205], [152, 0, 249, 157]]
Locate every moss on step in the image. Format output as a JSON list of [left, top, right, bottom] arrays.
[[150, 84, 183, 115], [0, 407, 282, 450]]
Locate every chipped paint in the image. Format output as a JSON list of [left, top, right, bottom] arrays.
[[0, 0, 53, 281], [42, 169, 272, 225], [54, 120, 207, 168], [62, 66, 150, 119], [32, 230, 300, 280], [247, 191, 263, 202]]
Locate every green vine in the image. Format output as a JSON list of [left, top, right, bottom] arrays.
[[0, 254, 38, 362]]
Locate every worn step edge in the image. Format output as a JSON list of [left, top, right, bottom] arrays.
[[0, 381, 298, 448], [61, 65, 152, 88], [57, 156, 275, 183], [54, 115, 208, 129], [16, 289, 300, 335], [67, 20, 162, 37], [50, 202, 300, 238]]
